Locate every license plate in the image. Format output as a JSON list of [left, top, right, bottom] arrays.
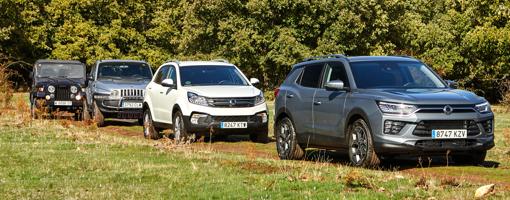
[[432, 129, 467, 139], [54, 101, 72, 106], [220, 122, 247, 129], [122, 102, 142, 108]]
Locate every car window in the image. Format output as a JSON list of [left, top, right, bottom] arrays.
[[180, 65, 248, 86], [323, 62, 349, 88], [166, 66, 177, 82], [299, 64, 324, 88], [97, 62, 152, 80], [36, 63, 85, 78], [154, 66, 170, 84], [350, 61, 445, 89]]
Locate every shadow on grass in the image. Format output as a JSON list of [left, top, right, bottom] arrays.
[[299, 149, 500, 170]]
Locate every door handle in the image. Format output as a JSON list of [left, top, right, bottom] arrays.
[[286, 94, 294, 98], [148, 87, 152, 90], [314, 101, 322, 105], [159, 91, 163, 94]]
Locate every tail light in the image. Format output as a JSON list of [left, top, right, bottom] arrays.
[[274, 88, 280, 98]]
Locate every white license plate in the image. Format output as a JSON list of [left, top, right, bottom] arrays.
[[122, 102, 143, 108], [220, 122, 247, 129], [54, 101, 72, 106], [432, 129, 467, 139]]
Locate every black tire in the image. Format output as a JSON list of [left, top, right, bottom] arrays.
[[137, 118, 144, 126], [275, 117, 304, 160], [92, 101, 104, 127], [173, 111, 192, 143], [143, 108, 161, 139], [453, 151, 487, 165], [81, 99, 91, 121], [347, 118, 380, 167], [250, 131, 268, 143]]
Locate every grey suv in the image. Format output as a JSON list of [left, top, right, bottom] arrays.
[[274, 55, 494, 167], [86, 60, 153, 126]]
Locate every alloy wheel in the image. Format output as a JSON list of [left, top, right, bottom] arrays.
[[350, 122, 369, 165]]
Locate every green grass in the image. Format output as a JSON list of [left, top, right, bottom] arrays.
[[0, 94, 509, 199]]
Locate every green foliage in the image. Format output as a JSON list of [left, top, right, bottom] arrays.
[[0, 0, 509, 101]]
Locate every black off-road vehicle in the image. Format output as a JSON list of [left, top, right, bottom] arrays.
[[30, 59, 89, 120]]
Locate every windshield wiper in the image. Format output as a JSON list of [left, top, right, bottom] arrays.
[[57, 76, 79, 83]]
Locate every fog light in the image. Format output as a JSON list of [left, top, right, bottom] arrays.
[[75, 95, 82, 101], [70, 94, 75, 99], [45, 95, 51, 100], [191, 113, 208, 124], [383, 120, 406, 135], [257, 112, 268, 123]]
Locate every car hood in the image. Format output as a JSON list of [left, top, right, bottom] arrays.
[[364, 88, 487, 105], [35, 77, 85, 86], [185, 86, 261, 98], [94, 79, 150, 92]]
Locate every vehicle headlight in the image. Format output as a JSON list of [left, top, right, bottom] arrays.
[[188, 92, 209, 106], [378, 101, 417, 115], [475, 102, 491, 113], [110, 90, 121, 99], [255, 92, 265, 105], [70, 86, 78, 93], [47, 85, 55, 93]]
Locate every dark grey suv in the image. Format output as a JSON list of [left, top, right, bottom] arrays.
[[274, 55, 494, 167]]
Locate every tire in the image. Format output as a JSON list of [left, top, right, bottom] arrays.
[[137, 118, 144, 126], [173, 111, 192, 143], [81, 99, 91, 121], [275, 117, 304, 160], [453, 151, 486, 165], [143, 108, 161, 139], [92, 101, 104, 127], [250, 131, 268, 143], [347, 118, 380, 167]]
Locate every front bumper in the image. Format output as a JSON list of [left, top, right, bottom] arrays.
[[94, 96, 143, 119], [33, 96, 84, 112], [182, 112, 268, 135], [370, 111, 495, 155]]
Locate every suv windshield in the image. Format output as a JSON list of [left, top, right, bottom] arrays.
[[97, 62, 152, 80], [180, 65, 249, 86], [36, 63, 85, 78], [350, 61, 446, 89]]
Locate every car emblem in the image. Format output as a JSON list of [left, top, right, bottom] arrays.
[[229, 99, 237, 106], [443, 105, 453, 115]]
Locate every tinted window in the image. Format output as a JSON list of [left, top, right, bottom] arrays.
[[167, 66, 177, 82], [180, 65, 248, 86], [36, 63, 85, 78], [97, 62, 152, 80], [323, 62, 349, 88], [299, 64, 324, 88], [350, 61, 445, 89], [154, 66, 169, 84]]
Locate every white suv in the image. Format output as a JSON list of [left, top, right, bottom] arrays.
[[142, 60, 269, 142]]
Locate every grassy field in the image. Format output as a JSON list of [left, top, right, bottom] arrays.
[[0, 93, 509, 199]]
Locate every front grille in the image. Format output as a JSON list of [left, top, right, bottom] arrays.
[[416, 105, 475, 113], [413, 120, 480, 137], [55, 86, 71, 100], [415, 139, 477, 148], [209, 97, 255, 107], [212, 115, 261, 123], [120, 89, 144, 98]]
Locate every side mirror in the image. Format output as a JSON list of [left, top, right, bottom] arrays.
[[161, 78, 175, 88], [250, 78, 260, 85], [87, 75, 93, 81], [325, 80, 345, 90], [446, 80, 458, 89]]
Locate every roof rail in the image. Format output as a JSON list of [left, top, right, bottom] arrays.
[[303, 54, 347, 62], [394, 55, 416, 59], [165, 59, 180, 64], [211, 58, 229, 63]]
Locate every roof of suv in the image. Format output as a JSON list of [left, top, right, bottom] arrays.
[[168, 61, 236, 67], [97, 59, 148, 63], [347, 56, 418, 62], [35, 59, 83, 65]]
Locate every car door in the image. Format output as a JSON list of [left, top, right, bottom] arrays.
[[155, 65, 178, 124], [313, 61, 350, 148], [147, 65, 169, 123], [286, 63, 324, 146]]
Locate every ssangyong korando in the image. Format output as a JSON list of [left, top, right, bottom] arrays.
[[275, 55, 494, 167], [143, 60, 268, 142]]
